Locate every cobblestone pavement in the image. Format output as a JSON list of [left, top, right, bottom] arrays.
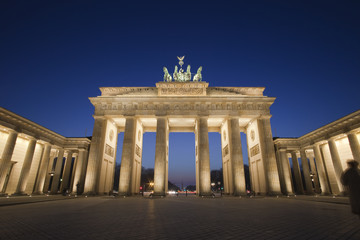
[[0, 195, 359, 240]]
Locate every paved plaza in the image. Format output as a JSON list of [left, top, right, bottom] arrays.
[[0, 195, 359, 240]]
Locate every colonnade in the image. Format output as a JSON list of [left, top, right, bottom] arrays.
[[0, 108, 91, 196], [116, 117, 229, 196], [275, 128, 360, 196], [110, 115, 280, 197]]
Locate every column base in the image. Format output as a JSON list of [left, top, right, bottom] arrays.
[[151, 192, 166, 198], [199, 192, 215, 197], [320, 192, 332, 196], [83, 191, 99, 196], [266, 191, 283, 196], [11, 192, 28, 196], [233, 191, 247, 197], [117, 192, 132, 197], [0, 193, 8, 197], [31, 191, 44, 195]]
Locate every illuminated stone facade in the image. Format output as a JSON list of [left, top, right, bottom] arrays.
[[0, 84, 358, 197], [0, 107, 91, 195], [84, 82, 281, 196], [274, 110, 360, 196]]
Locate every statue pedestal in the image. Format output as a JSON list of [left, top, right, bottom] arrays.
[[156, 81, 208, 96]]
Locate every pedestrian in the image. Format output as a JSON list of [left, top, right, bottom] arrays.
[[341, 160, 360, 217], [76, 182, 80, 195]]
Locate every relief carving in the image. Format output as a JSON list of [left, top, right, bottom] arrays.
[[101, 101, 271, 114], [105, 144, 114, 157], [250, 144, 260, 157], [222, 144, 229, 157], [135, 144, 142, 158]]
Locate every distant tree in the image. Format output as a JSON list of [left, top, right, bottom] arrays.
[[211, 169, 223, 184], [168, 181, 180, 191], [210, 165, 251, 191], [141, 167, 154, 190]]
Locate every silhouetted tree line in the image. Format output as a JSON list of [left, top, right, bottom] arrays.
[[113, 164, 179, 192], [210, 165, 251, 191]]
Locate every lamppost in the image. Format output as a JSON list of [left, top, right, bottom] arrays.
[[218, 181, 222, 196], [211, 182, 215, 192], [149, 182, 154, 191]]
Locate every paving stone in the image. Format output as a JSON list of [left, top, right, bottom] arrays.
[[0, 195, 359, 239]]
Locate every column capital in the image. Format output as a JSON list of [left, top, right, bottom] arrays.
[[6, 128, 18, 134], [312, 141, 326, 147], [258, 114, 272, 120], [228, 116, 239, 120], [346, 129, 359, 135], [26, 136, 37, 141], [93, 115, 106, 120], [300, 147, 310, 152], [328, 136, 339, 142], [42, 142, 52, 147]]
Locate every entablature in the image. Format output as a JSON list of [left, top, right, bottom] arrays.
[[274, 110, 360, 150], [0, 107, 91, 150], [99, 82, 266, 97]]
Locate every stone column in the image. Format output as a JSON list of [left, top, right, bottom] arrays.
[[313, 144, 331, 195], [347, 132, 360, 163], [198, 117, 212, 196], [43, 151, 55, 193], [0, 130, 18, 192], [229, 118, 246, 195], [33, 144, 52, 194], [13, 137, 37, 195], [50, 149, 65, 194], [291, 151, 304, 194], [78, 150, 89, 194], [69, 153, 78, 192], [60, 151, 73, 193], [328, 139, 344, 193], [279, 150, 294, 195], [43, 151, 56, 193], [308, 156, 321, 193], [118, 117, 136, 195], [257, 117, 281, 194], [154, 117, 168, 196], [300, 149, 314, 194], [84, 117, 107, 195], [72, 149, 86, 194]]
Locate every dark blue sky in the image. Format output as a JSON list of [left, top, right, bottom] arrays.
[[1, 1, 359, 186]]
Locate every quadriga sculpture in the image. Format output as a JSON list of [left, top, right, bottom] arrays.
[[193, 66, 203, 82], [163, 67, 172, 82]]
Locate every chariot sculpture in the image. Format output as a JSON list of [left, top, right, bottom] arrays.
[[163, 56, 202, 82]]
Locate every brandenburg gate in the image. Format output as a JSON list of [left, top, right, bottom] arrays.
[[83, 58, 282, 196]]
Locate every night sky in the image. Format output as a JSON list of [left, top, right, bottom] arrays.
[[1, 1, 359, 187]]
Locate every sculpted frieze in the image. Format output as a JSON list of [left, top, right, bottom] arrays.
[[100, 87, 157, 96], [96, 101, 270, 116], [156, 82, 208, 96], [207, 87, 265, 96]]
